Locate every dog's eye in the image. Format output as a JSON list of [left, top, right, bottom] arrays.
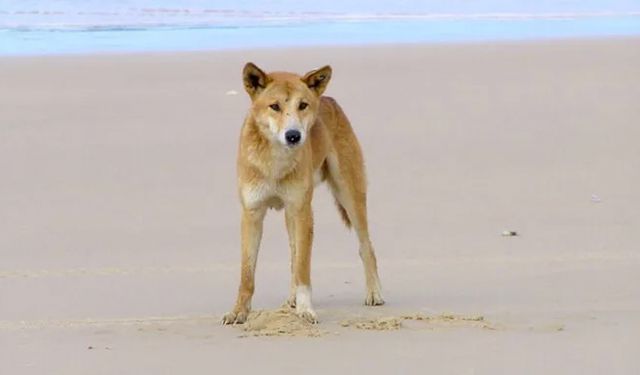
[[269, 103, 280, 112], [298, 102, 308, 110]]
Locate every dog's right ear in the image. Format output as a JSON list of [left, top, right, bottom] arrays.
[[243, 62, 269, 99]]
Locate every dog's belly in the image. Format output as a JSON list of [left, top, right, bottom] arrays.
[[265, 196, 285, 210]]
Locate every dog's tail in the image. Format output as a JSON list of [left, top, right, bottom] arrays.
[[335, 200, 352, 229]]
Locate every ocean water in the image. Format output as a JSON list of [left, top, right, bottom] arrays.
[[1, 1, 640, 55]]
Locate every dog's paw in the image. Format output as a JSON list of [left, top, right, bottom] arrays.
[[221, 310, 249, 325], [284, 294, 297, 308], [365, 290, 385, 306], [294, 286, 317, 323], [296, 307, 318, 324]]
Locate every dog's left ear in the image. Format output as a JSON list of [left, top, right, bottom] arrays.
[[302, 65, 332, 96]]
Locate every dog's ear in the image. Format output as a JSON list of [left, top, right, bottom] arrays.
[[302, 65, 332, 96], [243, 62, 269, 99]]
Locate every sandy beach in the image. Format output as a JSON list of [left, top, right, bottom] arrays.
[[1, 38, 639, 374]]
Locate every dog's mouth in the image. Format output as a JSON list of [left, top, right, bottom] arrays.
[[285, 141, 304, 149]]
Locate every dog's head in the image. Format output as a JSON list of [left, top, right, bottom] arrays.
[[242, 62, 332, 148]]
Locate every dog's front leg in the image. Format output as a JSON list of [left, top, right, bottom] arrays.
[[222, 207, 266, 324], [284, 209, 297, 308], [291, 198, 318, 323]]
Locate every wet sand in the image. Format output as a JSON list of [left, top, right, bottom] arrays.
[[1, 38, 639, 374]]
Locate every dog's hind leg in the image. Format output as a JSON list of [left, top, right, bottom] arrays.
[[326, 153, 384, 306]]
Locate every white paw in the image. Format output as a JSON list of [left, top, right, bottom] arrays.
[[296, 306, 318, 324], [295, 285, 318, 323], [365, 289, 385, 306]]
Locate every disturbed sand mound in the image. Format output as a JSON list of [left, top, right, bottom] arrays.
[[240, 307, 326, 337]]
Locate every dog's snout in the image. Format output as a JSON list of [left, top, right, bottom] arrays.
[[285, 129, 302, 145]]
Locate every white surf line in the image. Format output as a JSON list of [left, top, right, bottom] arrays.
[[0, 314, 220, 331], [1, 253, 637, 280]]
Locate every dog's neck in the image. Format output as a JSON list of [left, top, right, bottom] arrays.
[[242, 117, 302, 181]]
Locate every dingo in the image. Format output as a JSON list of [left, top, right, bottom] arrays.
[[222, 63, 384, 324]]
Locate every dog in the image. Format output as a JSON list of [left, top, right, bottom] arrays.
[[222, 63, 384, 325]]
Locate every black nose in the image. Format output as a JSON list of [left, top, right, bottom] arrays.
[[285, 129, 302, 145]]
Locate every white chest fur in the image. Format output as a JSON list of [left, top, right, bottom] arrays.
[[241, 182, 274, 210], [242, 180, 310, 211], [241, 145, 316, 210]]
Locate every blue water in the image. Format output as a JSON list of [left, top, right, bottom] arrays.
[[1, 1, 640, 55]]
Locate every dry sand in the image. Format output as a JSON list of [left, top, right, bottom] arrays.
[[1, 38, 639, 374]]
